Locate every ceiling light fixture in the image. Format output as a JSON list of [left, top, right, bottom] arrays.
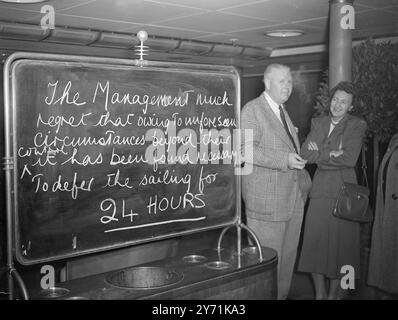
[[265, 29, 304, 38], [0, 0, 48, 3], [229, 38, 239, 46]]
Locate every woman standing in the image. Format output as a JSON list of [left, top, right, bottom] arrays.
[[298, 81, 367, 299]]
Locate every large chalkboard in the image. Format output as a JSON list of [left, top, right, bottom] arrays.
[[4, 53, 240, 265]]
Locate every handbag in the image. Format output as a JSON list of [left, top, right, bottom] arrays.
[[333, 182, 371, 223], [332, 133, 372, 223]]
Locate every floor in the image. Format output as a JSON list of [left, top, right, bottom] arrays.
[[287, 247, 398, 300], [288, 270, 398, 300]]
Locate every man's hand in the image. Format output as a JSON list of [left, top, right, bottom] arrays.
[[307, 141, 319, 151], [288, 153, 307, 170], [330, 150, 344, 158]]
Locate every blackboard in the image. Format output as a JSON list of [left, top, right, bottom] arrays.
[[5, 53, 240, 265]]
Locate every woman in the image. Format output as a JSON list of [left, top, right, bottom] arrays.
[[298, 81, 367, 300]]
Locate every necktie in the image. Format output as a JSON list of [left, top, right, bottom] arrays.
[[279, 105, 298, 154]]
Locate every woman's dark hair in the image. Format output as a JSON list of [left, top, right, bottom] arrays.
[[329, 81, 356, 100]]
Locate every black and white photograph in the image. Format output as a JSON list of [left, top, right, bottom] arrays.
[[0, 0, 397, 305]]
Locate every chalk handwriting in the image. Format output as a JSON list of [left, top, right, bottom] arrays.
[[93, 112, 135, 127], [103, 169, 134, 189], [139, 169, 192, 193], [45, 81, 86, 106], [32, 172, 94, 199], [104, 216, 206, 233], [61, 148, 103, 166], [147, 192, 205, 215], [198, 166, 218, 194], [92, 81, 193, 114], [196, 91, 232, 107], [99, 198, 139, 224], [20, 164, 32, 179], [37, 112, 92, 133], [33, 131, 145, 149], [17, 76, 239, 242], [31, 150, 57, 166], [110, 148, 148, 165]]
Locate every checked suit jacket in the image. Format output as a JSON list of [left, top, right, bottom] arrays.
[[241, 92, 312, 222]]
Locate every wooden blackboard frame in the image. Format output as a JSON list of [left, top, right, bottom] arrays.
[[3, 52, 241, 265]]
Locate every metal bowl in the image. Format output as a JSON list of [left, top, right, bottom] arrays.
[[205, 261, 231, 270], [182, 254, 207, 264], [242, 246, 260, 255], [63, 296, 90, 300], [39, 287, 70, 299], [105, 266, 183, 289], [212, 247, 225, 252]]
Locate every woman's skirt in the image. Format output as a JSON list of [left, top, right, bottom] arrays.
[[298, 197, 360, 279]]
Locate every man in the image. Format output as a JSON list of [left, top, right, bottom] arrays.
[[241, 64, 311, 300]]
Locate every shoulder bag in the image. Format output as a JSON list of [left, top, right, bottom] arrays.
[[332, 125, 372, 223]]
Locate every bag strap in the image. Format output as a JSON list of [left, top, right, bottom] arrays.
[[336, 121, 347, 183], [361, 144, 369, 188]]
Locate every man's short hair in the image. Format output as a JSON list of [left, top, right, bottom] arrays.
[[263, 63, 290, 80], [329, 81, 356, 100]]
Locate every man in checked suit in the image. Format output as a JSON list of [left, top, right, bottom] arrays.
[[241, 64, 312, 300]]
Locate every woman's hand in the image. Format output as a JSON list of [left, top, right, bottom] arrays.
[[330, 150, 344, 158], [307, 141, 319, 151]]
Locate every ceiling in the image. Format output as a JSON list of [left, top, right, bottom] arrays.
[[0, 0, 397, 68]]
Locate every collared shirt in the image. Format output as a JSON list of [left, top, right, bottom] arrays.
[[264, 91, 283, 124], [328, 122, 336, 137], [263, 91, 293, 135]]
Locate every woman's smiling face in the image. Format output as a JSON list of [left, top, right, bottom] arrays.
[[330, 89, 353, 121]]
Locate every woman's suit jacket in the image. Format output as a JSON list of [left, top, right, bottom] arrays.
[[301, 114, 367, 199], [241, 92, 312, 221]]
